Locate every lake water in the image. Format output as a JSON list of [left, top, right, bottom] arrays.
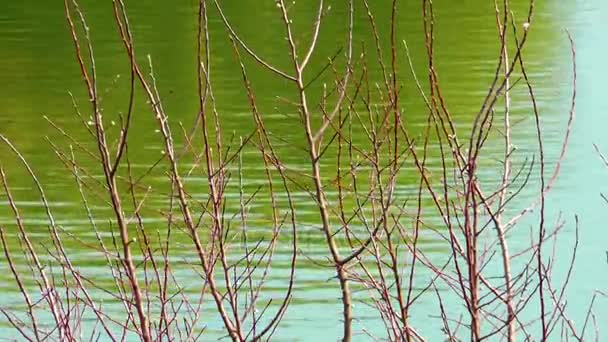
[[0, 0, 607, 340]]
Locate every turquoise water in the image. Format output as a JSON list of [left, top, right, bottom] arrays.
[[0, 0, 606, 340]]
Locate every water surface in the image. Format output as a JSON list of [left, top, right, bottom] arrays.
[[0, 0, 606, 340]]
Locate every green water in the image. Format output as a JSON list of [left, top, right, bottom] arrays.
[[0, 0, 606, 340]]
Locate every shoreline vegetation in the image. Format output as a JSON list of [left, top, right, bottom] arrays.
[[0, 0, 595, 341]]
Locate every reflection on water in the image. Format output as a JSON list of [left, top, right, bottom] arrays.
[[1, 0, 606, 339]]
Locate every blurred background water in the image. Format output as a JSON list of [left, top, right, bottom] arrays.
[[0, 0, 606, 340]]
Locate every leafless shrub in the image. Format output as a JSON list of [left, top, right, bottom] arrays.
[[0, 0, 586, 341]]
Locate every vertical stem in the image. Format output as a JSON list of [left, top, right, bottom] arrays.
[[276, 0, 354, 339], [495, 1, 515, 339]]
